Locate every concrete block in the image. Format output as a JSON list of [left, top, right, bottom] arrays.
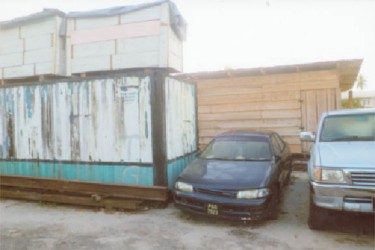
[[24, 48, 54, 64], [116, 36, 159, 54], [71, 55, 111, 74], [75, 16, 119, 30], [25, 34, 53, 51], [120, 5, 161, 24], [4, 64, 34, 78], [73, 40, 115, 58], [35, 62, 53, 75], [0, 53, 23, 68], [112, 51, 159, 69], [0, 38, 23, 54], [20, 17, 56, 38], [0, 27, 20, 41]]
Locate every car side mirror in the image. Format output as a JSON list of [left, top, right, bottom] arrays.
[[300, 131, 316, 142]]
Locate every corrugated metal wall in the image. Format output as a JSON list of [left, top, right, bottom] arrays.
[[0, 76, 152, 163], [165, 77, 197, 187], [165, 77, 196, 160]]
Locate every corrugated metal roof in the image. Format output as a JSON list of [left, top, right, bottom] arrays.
[[175, 59, 363, 91]]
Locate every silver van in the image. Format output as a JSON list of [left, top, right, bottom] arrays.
[[300, 108, 375, 230]]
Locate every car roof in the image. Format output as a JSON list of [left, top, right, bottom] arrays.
[[215, 130, 274, 138], [324, 108, 375, 117]]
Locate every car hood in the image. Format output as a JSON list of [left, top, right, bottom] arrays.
[[317, 141, 375, 168], [178, 158, 272, 189]]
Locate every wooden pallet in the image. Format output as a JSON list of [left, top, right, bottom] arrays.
[[0, 175, 168, 210]]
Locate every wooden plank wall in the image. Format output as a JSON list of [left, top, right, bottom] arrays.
[[196, 70, 340, 153]]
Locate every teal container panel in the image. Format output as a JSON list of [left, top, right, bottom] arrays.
[[0, 161, 154, 186], [167, 152, 197, 189]]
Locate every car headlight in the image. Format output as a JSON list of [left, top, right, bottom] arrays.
[[236, 188, 269, 199], [175, 181, 194, 192], [313, 167, 346, 183]]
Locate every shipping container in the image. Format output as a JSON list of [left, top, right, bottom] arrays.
[[0, 69, 197, 189]]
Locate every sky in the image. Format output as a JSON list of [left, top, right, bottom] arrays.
[[1, 0, 375, 90]]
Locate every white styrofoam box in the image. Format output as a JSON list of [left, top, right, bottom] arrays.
[[0, 53, 23, 68], [168, 28, 182, 71], [116, 36, 159, 54], [25, 34, 52, 51], [71, 55, 111, 73], [169, 27, 182, 58], [75, 16, 119, 30], [20, 17, 57, 38], [4, 64, 34, 78], [0, 27, 19, 41], [120, 5, 161, 24], [35, 62, 53, 75], [0, 38, 23, 55], [112, 51, 159, 69], [24, 48, 54, 64], [0, 14, 66, 79], [56, 49, 66, 75], [169, 53, 182, 72], [73, 40, 115, 58]]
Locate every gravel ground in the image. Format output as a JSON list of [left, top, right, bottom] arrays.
[[0, 171, 374, 250]]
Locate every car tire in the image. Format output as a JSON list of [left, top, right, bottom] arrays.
[[267, 186, 280, 220], [308, 193, 327, 230]]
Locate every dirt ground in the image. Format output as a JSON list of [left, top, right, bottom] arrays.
[[0, 171, 374, 250]]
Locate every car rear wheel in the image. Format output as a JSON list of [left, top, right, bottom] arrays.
[[308, 193, 328, 230]]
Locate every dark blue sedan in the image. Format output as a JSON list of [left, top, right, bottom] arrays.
[[173, 130, 293, 221]]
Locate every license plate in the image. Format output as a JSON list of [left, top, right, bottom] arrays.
[[207, 203, 219, 216]]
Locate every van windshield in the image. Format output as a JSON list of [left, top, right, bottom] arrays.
[[320, 113, 375, 142]]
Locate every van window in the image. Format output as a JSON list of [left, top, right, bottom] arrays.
[[320, 113, 375, 142]]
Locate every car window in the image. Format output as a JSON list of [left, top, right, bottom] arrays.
[[320, 113, 375, 142], [199, 136, 272, 161]]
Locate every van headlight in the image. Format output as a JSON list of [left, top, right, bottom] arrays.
[[313, 167, 346, 183], [237, 188, 269, 199], [175, 181, 194, 192]]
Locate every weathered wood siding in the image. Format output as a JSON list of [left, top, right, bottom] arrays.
[[196, 70, 340, 153], [66, 3, 183, 75], [0, 16, 65, 79], [0, 76, 152, 162]]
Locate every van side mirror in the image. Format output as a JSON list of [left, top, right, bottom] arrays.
[[300, 131, 316, 142]]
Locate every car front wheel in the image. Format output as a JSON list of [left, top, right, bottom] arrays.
[[308, 193, 328, 230], [267, 186, 280, 220]]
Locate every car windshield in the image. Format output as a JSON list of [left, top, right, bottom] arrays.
[[320, 113, 375, 142], [199, 136, 272, 161]]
